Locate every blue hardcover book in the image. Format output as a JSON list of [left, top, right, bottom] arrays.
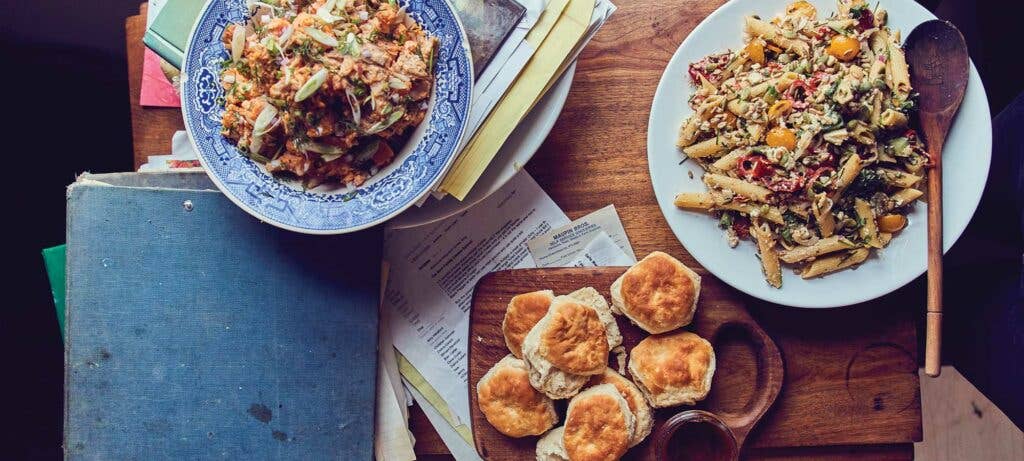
[[64, 173, 381, 460]]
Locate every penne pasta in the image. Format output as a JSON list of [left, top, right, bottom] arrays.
[[710, 148, 748, 173], [877, 168, 922, 188], [726, 99, 749, 117], [684, 137, 732, 158], [879, 109, 909, 129], [854, 198, 883, 248], [751, 220, 783, 288], [677, 115, 701, 147], [779, 236, 855, 264], [886, 40, 911, 95], [744, 16, 810, 57], [830, 154, 863, 201], [674, 192, 715, 210], [704, 173, 773, 202], [887, 188, 924, 210], [801, 248, 870, 278], [717, 201, 785, 224], [811, 192, 835, 237], [870, 91, 883, 127]]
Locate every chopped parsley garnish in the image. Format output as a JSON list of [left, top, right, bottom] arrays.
[[719, 212, 735, 230], [846, 168, 886, 199]]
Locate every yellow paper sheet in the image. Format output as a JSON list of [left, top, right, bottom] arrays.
[[439, 0, 595, 199], [397, 351, 474, 445]]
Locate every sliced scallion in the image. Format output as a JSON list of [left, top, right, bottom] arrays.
[[301, 141, 346, 155], [294, 68, 328, 102], [252, 103, 279, 136], [231, 27, 247, 62], [364, 109, 404, 135], [303, 27, 339, 47], [343, 32, 360, 57], [316, 0, 342, 23], [352, 139, 381, 163], [345, 87, 362, 125], [278, 25, 294, 44]]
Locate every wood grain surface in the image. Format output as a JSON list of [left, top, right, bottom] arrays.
[[126, 3, 184, 170], [125, 0, 924, 457], [468, 267, 784, 460]]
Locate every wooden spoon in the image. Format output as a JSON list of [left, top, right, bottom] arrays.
[[904, 20, 969, 378]]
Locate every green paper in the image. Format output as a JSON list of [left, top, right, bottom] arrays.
[[42, 244, 66, 340], [143, 0, 206, 69]]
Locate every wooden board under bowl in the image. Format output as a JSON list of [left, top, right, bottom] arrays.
[[468, 267, 784, 460]]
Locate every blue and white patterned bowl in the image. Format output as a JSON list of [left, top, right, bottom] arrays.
[[181, 0, 473, 234]]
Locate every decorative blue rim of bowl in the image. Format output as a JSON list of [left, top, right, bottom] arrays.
[[181, 0, 473, 234]]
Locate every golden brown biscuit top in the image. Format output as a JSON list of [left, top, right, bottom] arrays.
[[631, 332, 712, 395], [564, 393, 631, 461], [503, 290, 554, 358], [589, 370, 643, 417], [477, 364, 556, 437], [620, 252, 696, 329], [541, 301, 609, 374]]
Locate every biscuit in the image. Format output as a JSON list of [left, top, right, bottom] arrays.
[[563, 384, 635, 461], [628, 331, 715, 408], [503, 290, 555, 358], [611, 251, 701, 334], [535, 426, 568, 461], [476, 355, 559, 437], [567, 287, 623, 349], [522, 297, 610, 399], [588, 368, 653, 447]]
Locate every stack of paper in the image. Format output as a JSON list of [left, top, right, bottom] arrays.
[[383, 171, 635, 458], [436, 0, 617, 201]]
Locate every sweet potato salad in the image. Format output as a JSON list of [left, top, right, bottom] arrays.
[[219, 0, 437, 187]]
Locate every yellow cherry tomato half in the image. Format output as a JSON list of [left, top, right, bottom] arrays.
[[745, 40, 766, 65], [766, 127, 797, 150], [878, 214, 908, 233], [828, 35, 861, 62], [768, 100, 793, 120], [786, 1, 817, 19]]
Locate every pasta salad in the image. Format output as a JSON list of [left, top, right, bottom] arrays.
[[674, 0, 928, 287]]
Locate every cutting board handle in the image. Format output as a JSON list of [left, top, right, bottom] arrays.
[[703, 311, 785, 448]]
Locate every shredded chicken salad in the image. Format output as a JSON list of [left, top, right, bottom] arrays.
[[218, 0, 437, 188], [674, 0, 929, 287]]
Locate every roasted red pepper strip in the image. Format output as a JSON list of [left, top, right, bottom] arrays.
[[738, 154, 773, 179], [688, 63, 708, 86], [855, 8, 875, 32], [732, 217, 751, 239], [807, 166, 834, 184], [762, 176, 804, 193], [785, 79, 816, 101]]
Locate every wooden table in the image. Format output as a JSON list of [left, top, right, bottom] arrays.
[[126, 2, 923, 458]]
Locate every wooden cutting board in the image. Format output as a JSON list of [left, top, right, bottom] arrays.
[[468, 268, 922, 459], [469, 267, 782, 460]]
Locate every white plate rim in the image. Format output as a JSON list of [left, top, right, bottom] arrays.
[[388, 61, 578, 229]]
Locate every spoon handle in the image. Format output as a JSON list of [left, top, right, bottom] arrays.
[[925, 145, 943, 378]]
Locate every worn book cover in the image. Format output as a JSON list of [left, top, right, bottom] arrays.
[[64, 173, 382, 459]]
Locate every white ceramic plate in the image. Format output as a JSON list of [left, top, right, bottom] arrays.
[[647, 0, 991, 308], [389, 62, 577, 228]]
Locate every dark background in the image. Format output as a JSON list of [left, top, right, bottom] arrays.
[[1, 0, 1020, 458]]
